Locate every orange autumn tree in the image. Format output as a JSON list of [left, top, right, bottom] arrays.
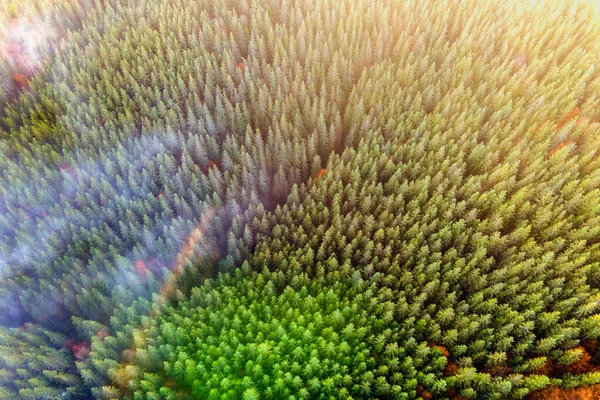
[[11, 73, 28, 90]]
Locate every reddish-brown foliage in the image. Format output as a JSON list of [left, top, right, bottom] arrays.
[[582, 340, 597, 356], [163, 378, 178, 388], [484, 365, 513, 377], [530, 357, 554, 377], [371, 352, 378, 361], [427, 343, 459, 377], [416, 385, 432, 400], [315, 168, 327, 179], [72, 341, 90, 361], [121, 349, 136, 362], [59, 163, 76, 177], [529, 384, 600, 400], [208, 160, 217, 169], [557, 106, 580, 129], [526, 345, 599, 380], [96, 329, 109, 340], [561, 347, 594, 375], [12, 73, 28, 90], [431, 344, 450, 358], [237, 62, 244, 71], [546, 141, 575, 159], [445, 361, 460, 376], [447, 388, 470, 400], [135, 260, 147, 278]]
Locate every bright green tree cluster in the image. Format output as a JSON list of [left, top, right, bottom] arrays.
[[108, 263, 447, 399]]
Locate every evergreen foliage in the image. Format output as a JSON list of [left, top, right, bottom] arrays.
[[0, 324, 89, 399], [1, 0, 600, 398], [236, 134, 600, 398], [105, 263, 447, 399]]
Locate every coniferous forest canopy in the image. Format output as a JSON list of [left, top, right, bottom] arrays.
[[1, 0, 600, 398]]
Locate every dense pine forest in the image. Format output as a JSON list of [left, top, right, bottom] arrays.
[[1, 0, 600, 398]]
